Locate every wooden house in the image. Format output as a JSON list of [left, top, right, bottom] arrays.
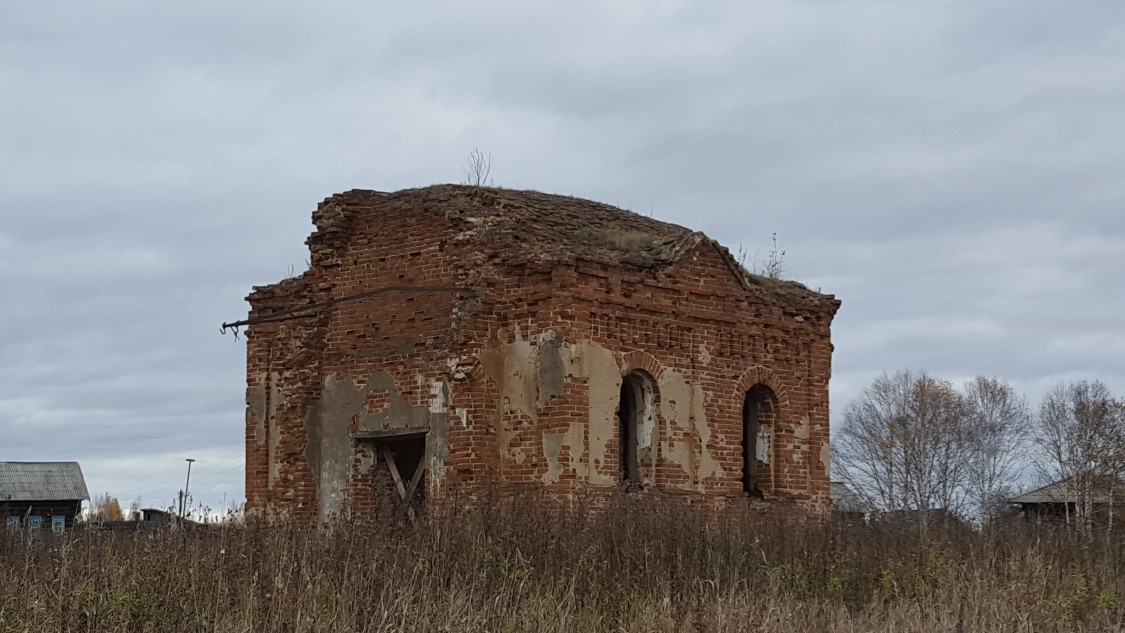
[[1, 461, 90, 532]]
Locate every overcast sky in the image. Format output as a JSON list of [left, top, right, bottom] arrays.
[[2, 1, 1122, 513]]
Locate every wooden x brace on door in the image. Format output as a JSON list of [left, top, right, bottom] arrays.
[[380, 445, 427, 521]]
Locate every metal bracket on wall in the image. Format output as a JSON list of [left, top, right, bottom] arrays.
[[220, 285, 487, 339]]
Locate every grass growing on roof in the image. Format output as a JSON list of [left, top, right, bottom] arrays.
[[573, 227, 661, 252]]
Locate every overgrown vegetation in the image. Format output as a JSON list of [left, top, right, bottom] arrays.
[[574, 227, 660, 252], [738, 232, 786, 279], [462, 148, 493, 187], [3, 495, 1125, 632]]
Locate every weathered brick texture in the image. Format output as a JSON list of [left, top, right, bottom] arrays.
[[243, 186, 840, 521]]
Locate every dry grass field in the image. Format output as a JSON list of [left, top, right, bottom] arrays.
[[2, 494, 1124, 632]]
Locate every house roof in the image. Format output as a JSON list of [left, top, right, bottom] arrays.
[[1010, 476, 1125, 504], [0, 462, 90, 502], [830, 481, 867, 513]]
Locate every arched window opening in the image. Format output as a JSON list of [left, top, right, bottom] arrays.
[[618, 371, 655, 487], [743, 384, 778, 496]]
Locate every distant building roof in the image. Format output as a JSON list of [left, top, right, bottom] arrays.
[[1010, 476, 1125, 505], [830, 481, 867, 513], [0, 462, 90, 502]]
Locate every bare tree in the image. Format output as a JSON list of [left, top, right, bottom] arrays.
[[1035, 380, 1125, 530], [963, 376, 1030, 521], [128, 497, 143, 521], [463, 148, 493, 187], [833, 371, 975, 515]]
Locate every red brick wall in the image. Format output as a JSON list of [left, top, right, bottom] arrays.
[[244, 188, 839, 520]]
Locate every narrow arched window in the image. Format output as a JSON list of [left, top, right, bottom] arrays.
[[743, 384, 778, 495], [618, 371, 655, 487]]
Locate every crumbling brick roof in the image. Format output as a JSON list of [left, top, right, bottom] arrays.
[[340, 184, 698, 269], [301, 185, 837, 312]]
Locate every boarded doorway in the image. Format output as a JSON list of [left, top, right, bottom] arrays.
[[357, 428, 428, 513]]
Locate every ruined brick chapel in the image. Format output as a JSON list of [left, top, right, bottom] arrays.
[[240, 185, 840, 521]]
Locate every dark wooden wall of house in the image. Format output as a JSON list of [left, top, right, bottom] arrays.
[[1, 500, 83, 529]]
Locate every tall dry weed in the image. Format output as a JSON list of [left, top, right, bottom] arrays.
[[1, 494, 1124, 632]]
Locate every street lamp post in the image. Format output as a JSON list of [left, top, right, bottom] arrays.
[[181, 458, 196, 518]]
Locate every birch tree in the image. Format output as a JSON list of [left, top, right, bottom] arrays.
[[833, 371, 975, 515], [1035, 380, 1125, 529], [963, 376, 1030, 521]]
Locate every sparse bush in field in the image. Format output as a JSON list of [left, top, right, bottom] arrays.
[[2, 494, 1125, 631], [88, 492, 124, 522]]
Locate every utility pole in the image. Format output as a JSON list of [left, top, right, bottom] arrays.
[[181, 458, 195, 518]]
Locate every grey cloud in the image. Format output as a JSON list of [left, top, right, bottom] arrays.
[[2, 0, 1122, 510]]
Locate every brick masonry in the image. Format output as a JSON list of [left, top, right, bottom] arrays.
[[242, 185, 840, 521]]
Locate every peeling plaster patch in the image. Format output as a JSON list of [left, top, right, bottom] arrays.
[[310, 371, 448, 521], [698, 343, 712, 366], [246, 371, 286, 490], [303, 405, 322, 500], [795, 416, 811, 440], [543, 433, 565, 484], [660, 440, 693, 483], [563, 340, 620, 485], [309, 374, 366, 519], [537, 332, 565, 407], [479, 336, 720, 489], [247, 374, 267, 446], [429, 379, 449, 414], [246, 404, 262, 445], [479, 336, 538, 421], [756, 428, 771, 464], [510, 438, 529, 464], [351, 373, 435, 432], [446, 356, 475, 381], [820, 443, 831, 475], [658, 371, 694, 432], [481, 336, 621, 484], [366, 399, 389, 416], [455, 407, 468, 429], [427, 405, 451, 486], [540, 411, 586, 483], [496, 425, 517, 467], [268, 419, 281, 488], [561, 421, 585, 479], [248, 372, 286, 449], [357, 446, 376, 473], [655, 370, 695, 487], [636, 381, 656, 467], [659, 369, 720, 487], [694, 397, 723, 482]]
